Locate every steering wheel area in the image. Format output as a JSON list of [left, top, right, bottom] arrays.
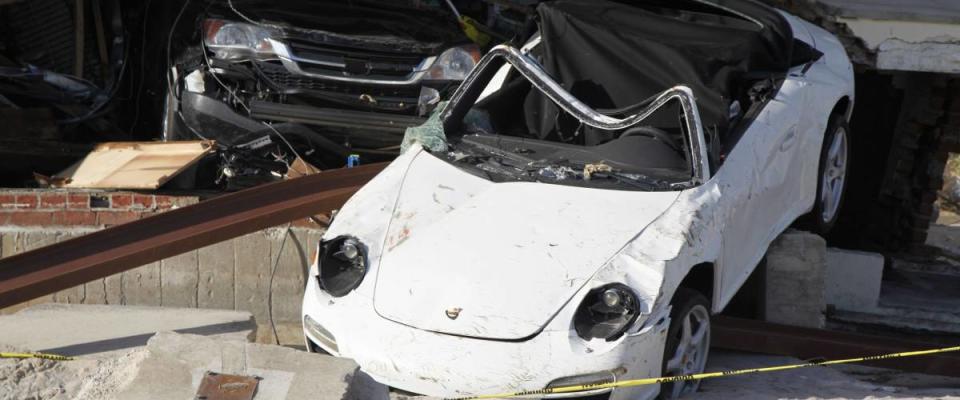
[[620, 126, 683, 154]]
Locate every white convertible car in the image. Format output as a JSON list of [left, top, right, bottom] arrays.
[[302, 0, 853, 399]]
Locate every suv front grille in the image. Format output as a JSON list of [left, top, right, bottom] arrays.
[[254, 61, 420, 113], [256, 61, 420, 98], [286, 39, 429, 82]]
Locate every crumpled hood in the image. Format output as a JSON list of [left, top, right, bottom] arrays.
[[222, 0, 463, 53], [372, 152, 680, 340]]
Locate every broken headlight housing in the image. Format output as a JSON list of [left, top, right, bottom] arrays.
[[317, 236, 367, 297], [425, 45, 481, 81], [203, 19, 277, 61], [574, 284, 641, 342]]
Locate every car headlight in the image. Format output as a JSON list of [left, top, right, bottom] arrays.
[[317, 236, 367, 297], [202, 19, 277, 61], [574, 284, 642, 342], [425, 45, 481, 81]]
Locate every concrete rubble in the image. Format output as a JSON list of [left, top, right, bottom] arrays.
[[116, 332, 388, 400], [0, 332, 390, 400], [0, 342, 147, 400], [1, 304, 958, 399], [0, 304, 389, 400]]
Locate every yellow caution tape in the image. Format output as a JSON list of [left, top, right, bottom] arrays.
[[448, 345, 960, 399], [0, 352, 75, 361]]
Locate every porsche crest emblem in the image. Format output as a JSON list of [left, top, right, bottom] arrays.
[[445, 307, 462, 320]]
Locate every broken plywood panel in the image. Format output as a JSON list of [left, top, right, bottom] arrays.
[[54, 141, 214, 189]]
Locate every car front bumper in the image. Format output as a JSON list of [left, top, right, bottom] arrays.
[[301, 276, 670, 400]]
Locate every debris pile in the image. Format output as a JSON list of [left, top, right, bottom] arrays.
[[0, 344, 147, 400]]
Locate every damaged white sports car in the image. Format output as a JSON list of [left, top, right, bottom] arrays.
[[302, 0, 853, 398]]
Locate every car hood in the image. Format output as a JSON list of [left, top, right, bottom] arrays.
[[372, 152, 680, 340], [221, 0, 463, 53]]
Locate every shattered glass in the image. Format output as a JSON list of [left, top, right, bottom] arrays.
[[401, 101, 449, 153], [402, 101, 494, 154]]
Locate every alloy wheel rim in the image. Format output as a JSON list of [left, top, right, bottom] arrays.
[[821, 127, 847, 223], [664, 304, 711, 399]]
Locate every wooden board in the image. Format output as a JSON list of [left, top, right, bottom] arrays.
[[54, 141, 214, 189]]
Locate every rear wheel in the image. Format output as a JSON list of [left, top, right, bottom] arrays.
[[802, 113, 850, 234], [658, 288, 711, 399]]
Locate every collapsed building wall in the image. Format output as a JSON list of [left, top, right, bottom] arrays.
[[760, 0, 960, 252]]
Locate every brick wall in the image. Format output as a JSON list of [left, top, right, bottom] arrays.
[[0, 190, 199, 227], [0, 189, 326, 228]]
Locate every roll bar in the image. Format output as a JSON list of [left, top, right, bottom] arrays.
[[441, 45, 711, 184]]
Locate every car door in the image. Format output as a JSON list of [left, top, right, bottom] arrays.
[[716, 73, 809, 309]]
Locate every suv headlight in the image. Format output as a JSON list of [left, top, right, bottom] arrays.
[[425, 45, 481, 81], [203, 19, 277, 61], [574, 284, 642, 342], [317, 236, 367, 297]]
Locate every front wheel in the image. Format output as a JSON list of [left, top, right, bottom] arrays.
[[801, 113, 850, 234], [658, 288, 711, 399]]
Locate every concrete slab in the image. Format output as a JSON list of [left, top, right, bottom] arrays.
[[825, 248, 884, 312], [695, 349, 960, 400], [830, 306, 960, 335], [880, 269, 960, 315], [0, 304, 255, 357], [117, 332, 389, 400]]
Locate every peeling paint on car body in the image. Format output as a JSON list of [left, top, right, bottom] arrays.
[[302, 9, 854, 400]]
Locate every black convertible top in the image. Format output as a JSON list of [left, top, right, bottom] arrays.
[[525, 0, 794, 141]]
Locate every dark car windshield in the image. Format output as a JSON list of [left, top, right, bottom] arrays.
[[228, 0, 460, 45]]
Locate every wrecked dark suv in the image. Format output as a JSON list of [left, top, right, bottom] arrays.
[[164, 0, 480, 179]]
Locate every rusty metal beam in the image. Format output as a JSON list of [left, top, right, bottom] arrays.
[[713, 316, 960, 377], [0, 163, 386, 309]]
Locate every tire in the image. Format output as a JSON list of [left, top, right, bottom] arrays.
[[801, 113, 850, 235], [658, 288, 711, 400]]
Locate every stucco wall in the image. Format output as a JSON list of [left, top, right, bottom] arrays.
[[0, 226, 323, 326]]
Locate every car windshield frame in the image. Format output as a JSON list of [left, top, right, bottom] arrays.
[[439, 44, 712, 188]]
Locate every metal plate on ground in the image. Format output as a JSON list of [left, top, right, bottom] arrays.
[[196, 371, 259, 400]]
